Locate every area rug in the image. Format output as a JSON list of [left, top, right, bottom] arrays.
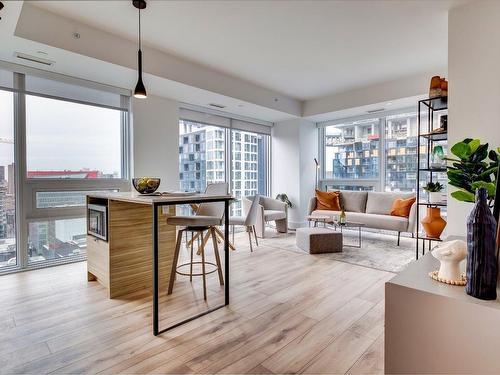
[[259, 228, 416, 273]]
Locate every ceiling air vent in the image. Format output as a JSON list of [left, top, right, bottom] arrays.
[[15, 52, 55, 67], [208, 103, 226, 109], [366, 108, 385, 114]]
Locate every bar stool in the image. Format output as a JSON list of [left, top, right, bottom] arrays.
[[166, 183, 228, 300]]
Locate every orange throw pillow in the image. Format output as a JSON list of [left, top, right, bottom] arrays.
[[315, 190, 341, 211], [390, 197, 416, 217]]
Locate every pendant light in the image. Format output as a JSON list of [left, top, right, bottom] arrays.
[[133, 0, 147, 99]]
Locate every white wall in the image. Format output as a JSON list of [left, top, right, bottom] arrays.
[[447, 0, 500, 236], [272, 119, 317, 228], [131, 95, 179, 191]]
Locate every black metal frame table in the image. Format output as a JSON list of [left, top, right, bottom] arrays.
[[151, 194, 233, 336], [331, 221, 365, 248]]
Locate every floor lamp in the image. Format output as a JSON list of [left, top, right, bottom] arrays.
[[314, 158, 320, 190]]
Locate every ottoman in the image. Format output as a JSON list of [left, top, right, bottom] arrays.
[[296, 227, 343, 254]]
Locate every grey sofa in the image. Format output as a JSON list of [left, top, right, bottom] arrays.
[[308, 190, 417, 245], [243, 196, 288, 238]]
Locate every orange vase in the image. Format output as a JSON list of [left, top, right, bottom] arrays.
[[421, 207, 447, 239]]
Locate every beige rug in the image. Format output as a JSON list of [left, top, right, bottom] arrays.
[[257, 228, 416, 273]]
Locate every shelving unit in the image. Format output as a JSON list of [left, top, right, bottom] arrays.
[[416, 96, 448, 259]]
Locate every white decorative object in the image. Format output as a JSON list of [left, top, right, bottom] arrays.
[[431, 240, 467, 283], [428, 192, 447, 204]]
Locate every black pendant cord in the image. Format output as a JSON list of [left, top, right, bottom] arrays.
[[138, 6, 142, 78]]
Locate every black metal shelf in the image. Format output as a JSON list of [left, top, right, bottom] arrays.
[[419, 96, 448, 111], [420, 131, 447, 141], [418, 202, 447, 207], [419, 168, 447, 173], [416, 96, 448, 260]]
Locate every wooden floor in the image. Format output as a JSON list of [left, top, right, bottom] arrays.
[[0, 232, 393, 374]]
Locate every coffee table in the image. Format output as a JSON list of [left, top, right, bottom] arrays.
[[331, 221, 365, 248], [306, 215, 330, 228]]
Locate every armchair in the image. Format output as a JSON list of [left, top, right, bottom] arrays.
[[242, 196, 288, 238]]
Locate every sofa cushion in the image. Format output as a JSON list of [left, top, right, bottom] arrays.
[[339, 191, 368, 213], [315, 190, 341, 211], [390, 197, 416, 217], [310, 210, 409, 232], [365, 192, 415, 215], [264, 210, 286, 221]]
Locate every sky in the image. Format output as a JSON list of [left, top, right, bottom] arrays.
[[0, 91, 122, 176]]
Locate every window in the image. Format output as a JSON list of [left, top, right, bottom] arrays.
[[28, 218, 86, 264], [0, 90, 16, 269], [385, 113, 419, 192], [178, 112, 271, 217], [0, 68, 130, 273], [324, 118, 380, 181], [26, 96, 123, 179], [320, 109, 447, 195], [178, 120, 226, 194]]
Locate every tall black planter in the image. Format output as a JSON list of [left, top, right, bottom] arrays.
[[466, 188, 498, 300]]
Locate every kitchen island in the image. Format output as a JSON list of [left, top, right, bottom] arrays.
[[86, 191, 233, 335]]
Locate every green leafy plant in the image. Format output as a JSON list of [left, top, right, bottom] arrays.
[[275, 193, 293, 208], [445, 138, 499, 206], [423, 181, 444, 192]]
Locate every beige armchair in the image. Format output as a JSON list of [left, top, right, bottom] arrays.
[[243, 196, 288, 238]]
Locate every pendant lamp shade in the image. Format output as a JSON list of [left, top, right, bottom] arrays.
[[133, 0, 147, 99]]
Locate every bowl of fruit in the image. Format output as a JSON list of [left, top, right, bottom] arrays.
[[132, 177, 161, 194]]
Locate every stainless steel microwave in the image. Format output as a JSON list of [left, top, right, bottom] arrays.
[[87, 203, 108, 241]]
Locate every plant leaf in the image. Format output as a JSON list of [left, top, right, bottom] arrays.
[[488, 150, 498, 162], [471, 181, 496, 197], [451, 142, 470, 159], [468, 139, 481, 153], [451, 190, 475, 203]]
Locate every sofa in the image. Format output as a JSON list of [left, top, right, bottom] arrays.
[[308, 190, 417, 245], [243, 196, 288, 238]]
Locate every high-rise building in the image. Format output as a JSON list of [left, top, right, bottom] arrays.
[[7, 163, 14, 195], [178, 120, 263, 216]]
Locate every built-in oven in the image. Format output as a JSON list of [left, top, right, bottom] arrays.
[[87, 203, 108, 241]]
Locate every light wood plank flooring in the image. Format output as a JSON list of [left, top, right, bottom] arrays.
[[0, 232, 393, 374]]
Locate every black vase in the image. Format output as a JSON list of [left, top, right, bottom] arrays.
[[465, 188, 498, 300]]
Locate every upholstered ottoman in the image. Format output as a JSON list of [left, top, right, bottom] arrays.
[[296, 227, 342, 254]]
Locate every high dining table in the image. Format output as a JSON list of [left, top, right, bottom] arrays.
[[85, 191, 233, 336]]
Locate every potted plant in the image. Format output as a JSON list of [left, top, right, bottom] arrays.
[[446, 139, 499, 300], [423, 181, 445, 204], [445, 138, 499, 206], [275, 193, 293, 208]]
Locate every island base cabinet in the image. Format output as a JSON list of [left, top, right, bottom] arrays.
[[87, 199, 176, 299]]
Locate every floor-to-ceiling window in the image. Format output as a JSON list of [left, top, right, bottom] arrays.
[[320, 108, 446, 194], [178, 108, 271, 216], [0, 90, 16, 269], [0, 66, 130, 272]]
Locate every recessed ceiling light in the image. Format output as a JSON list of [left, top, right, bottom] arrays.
[[36, 51, 48, 56], [387, 102, 393, 106]]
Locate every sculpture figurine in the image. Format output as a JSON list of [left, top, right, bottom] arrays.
[[431, 240, 467, 283]]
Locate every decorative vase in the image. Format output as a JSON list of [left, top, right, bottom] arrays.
[[421, 207, 447, 239], [428, 192, 446, 204], [429, 76, 442, 98], [465, 188, 498, 300]]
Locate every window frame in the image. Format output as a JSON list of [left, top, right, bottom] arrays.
[[318, 107, 418, 192], [178, 109, 272, 216], [0, 67, 131, 274]]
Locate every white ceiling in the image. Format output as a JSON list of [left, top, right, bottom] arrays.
[[30, 0, 455, 101]]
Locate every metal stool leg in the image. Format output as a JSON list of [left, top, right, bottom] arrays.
[[200, 230, 207, 300]]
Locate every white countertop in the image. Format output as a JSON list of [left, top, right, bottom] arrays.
[[87, 191, 233, 205], [388, 252, 500, 310]]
